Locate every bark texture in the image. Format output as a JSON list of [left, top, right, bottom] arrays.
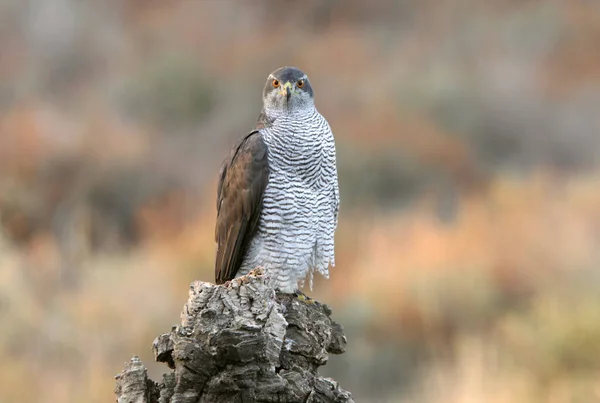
[[115, 269, 353, 402]]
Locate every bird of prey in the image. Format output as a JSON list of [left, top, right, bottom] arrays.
[[214, 66, 339, 294]]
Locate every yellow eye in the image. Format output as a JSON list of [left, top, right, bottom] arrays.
[[272, 79, 280, 88], [297, 80, 304, 88]]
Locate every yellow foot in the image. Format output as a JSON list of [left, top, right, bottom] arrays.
[[248, 266, 265, 277], [295, 290, 316, 304]]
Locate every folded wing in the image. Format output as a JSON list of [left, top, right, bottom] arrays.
[[215, 131, 269, 283]]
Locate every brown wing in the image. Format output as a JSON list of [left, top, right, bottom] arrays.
[[215, 130, 269, 284]]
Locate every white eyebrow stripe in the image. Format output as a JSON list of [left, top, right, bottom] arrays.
[[267, 73, 308, 81]]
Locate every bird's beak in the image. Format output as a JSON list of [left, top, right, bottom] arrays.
[[280, 81, 294, 101]]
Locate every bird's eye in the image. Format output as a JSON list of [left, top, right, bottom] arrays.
[[272, 79, 280, 88], [297, 80, 304, 88]]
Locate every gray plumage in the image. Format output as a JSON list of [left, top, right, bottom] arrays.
[[215, 66, 339, 293]]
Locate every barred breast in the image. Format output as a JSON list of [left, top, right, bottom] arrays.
[[238, 108, 339, 293]]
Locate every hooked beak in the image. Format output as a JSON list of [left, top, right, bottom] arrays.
[[280, 81, 294, 102]]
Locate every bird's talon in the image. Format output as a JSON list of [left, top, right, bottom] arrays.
[[295, 291, 315, 304]]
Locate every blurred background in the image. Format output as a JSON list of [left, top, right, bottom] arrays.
[[1, 0, 600, 402]]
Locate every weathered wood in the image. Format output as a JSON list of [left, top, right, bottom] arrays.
[[115, 269, 353, 403], [114, 356, 159, 403]]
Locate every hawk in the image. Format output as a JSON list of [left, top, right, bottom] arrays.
[[215, 66, 339, 293]]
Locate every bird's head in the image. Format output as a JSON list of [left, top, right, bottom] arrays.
[[262, 66, 314, 116]]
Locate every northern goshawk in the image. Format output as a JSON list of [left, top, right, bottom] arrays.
[[214, 66, 339, 293]]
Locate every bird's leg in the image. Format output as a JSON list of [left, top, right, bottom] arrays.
[[249, 265, 265, 275], [294, 290, 315, 304]]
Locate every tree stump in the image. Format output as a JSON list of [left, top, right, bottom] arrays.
[[115, 268, 354, 402]]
